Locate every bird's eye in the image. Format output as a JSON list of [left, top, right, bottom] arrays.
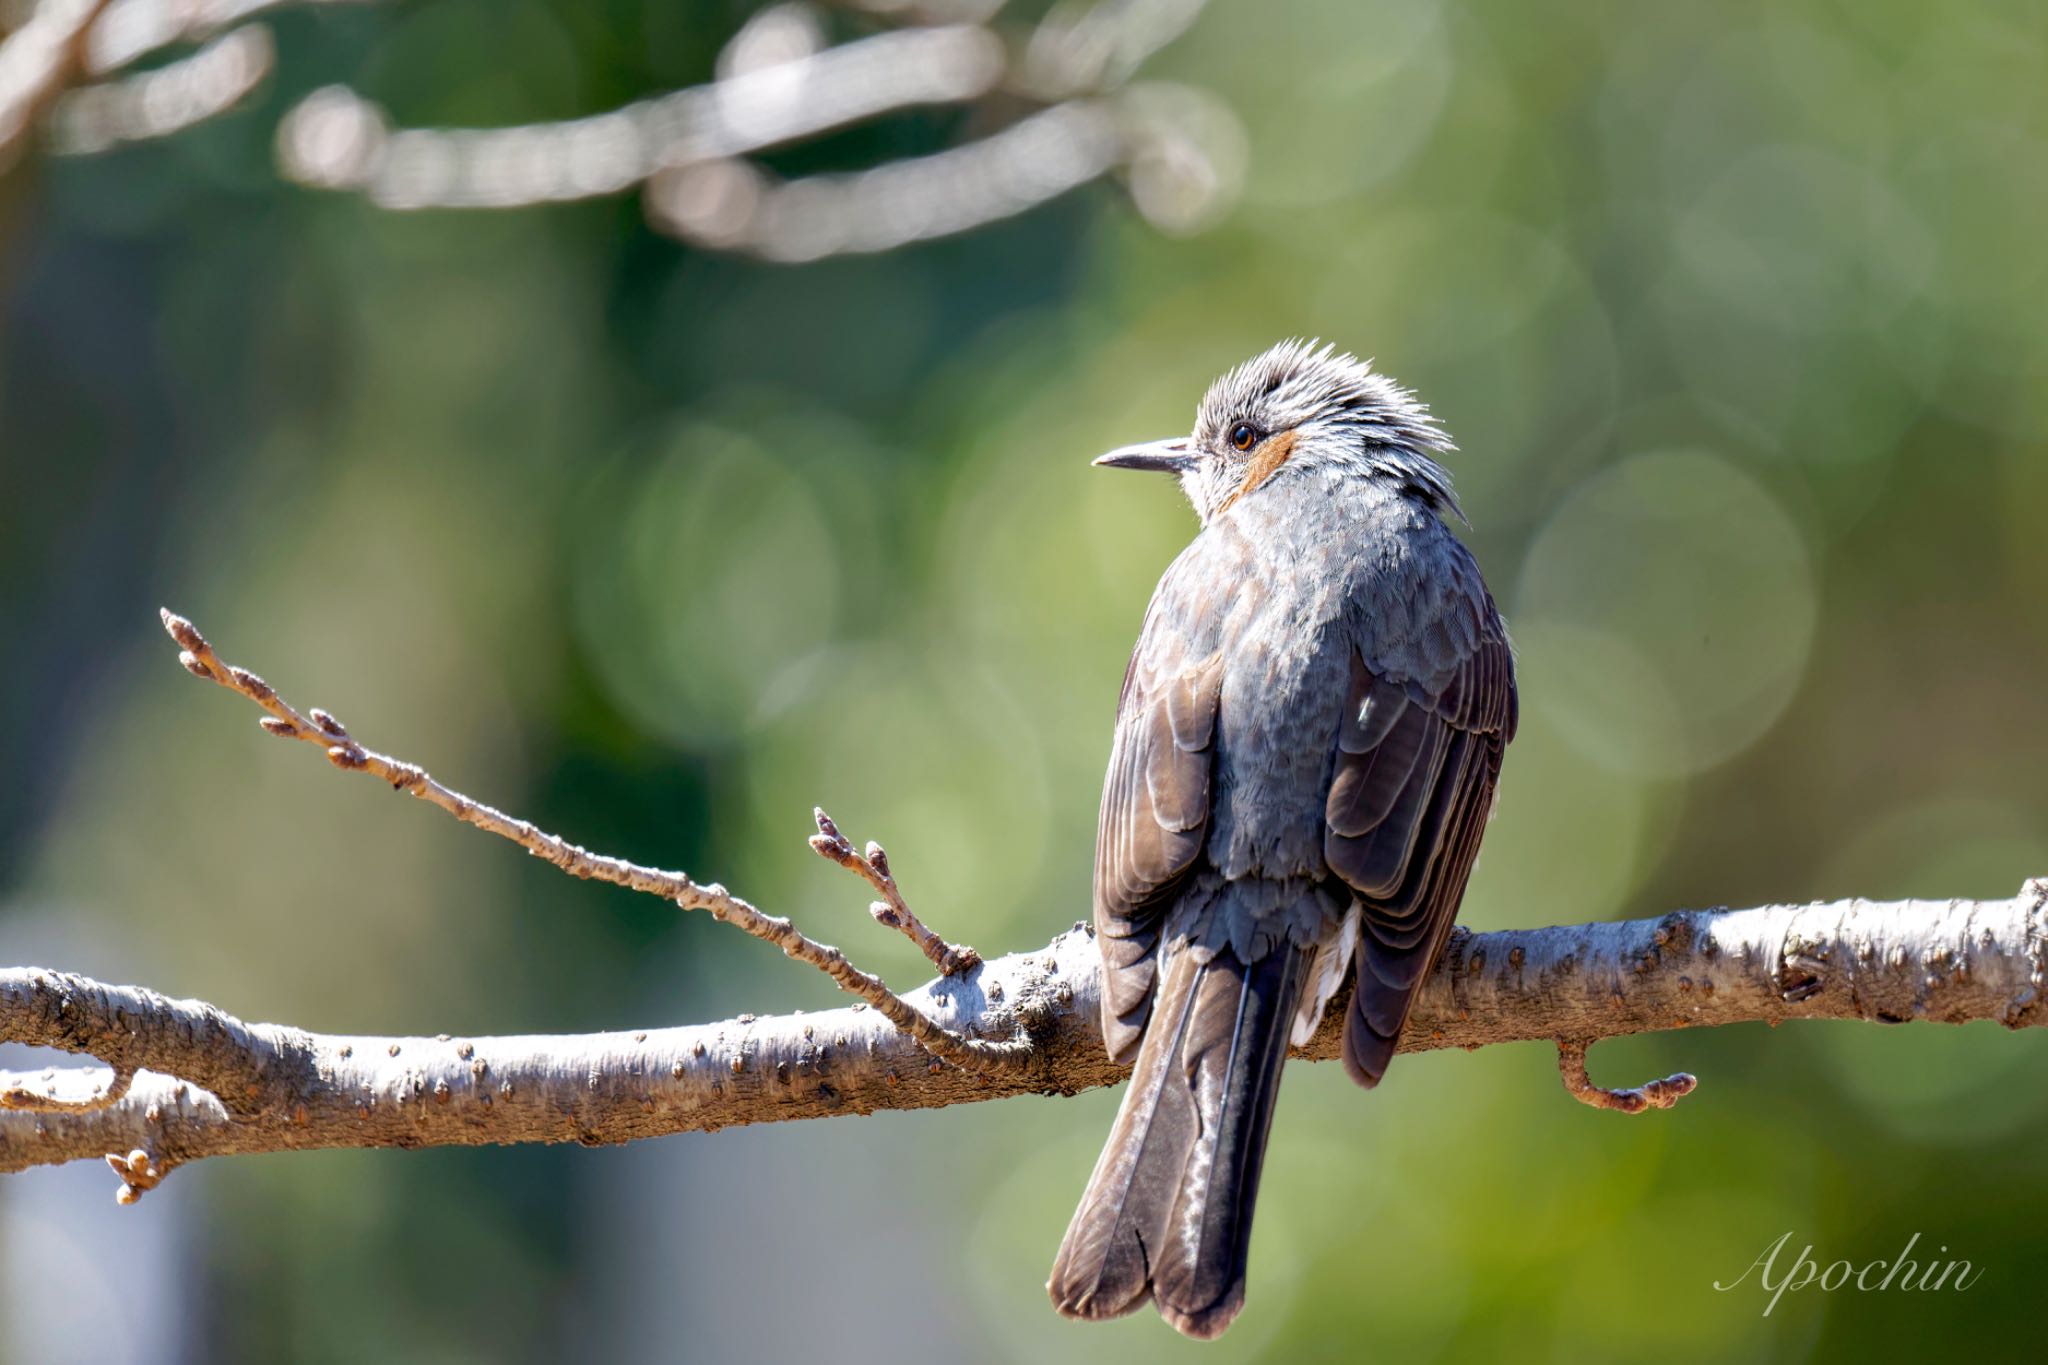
[[1229, 423, 1258, 451]]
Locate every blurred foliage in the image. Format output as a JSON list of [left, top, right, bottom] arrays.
[[4, 0, 2048, 1361]]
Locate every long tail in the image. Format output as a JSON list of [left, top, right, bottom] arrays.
[[1047, 942, 1308, 1339]]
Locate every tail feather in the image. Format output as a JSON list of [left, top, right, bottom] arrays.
[[1046, 958, 1204, 1322], [1049, 944, 1307, 1339]]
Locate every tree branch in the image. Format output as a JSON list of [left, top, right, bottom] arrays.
[[5, 884, 2046, 1197], [4, 611, 2045, 1203]]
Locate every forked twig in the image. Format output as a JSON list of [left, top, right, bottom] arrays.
[[158, 608, 1029, 1075], [809, 809, 981, 977]]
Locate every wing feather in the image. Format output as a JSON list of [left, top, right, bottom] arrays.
[[1328, 615, 1515, 1089], [1095, 566, 1228, 1061]]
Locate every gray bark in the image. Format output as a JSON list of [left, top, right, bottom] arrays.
[[5, 881, 2044, 1190]]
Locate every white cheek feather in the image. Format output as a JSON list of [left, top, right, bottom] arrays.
[[1292, 901, 1361, 1046], [1179, 465, 1218, 525]]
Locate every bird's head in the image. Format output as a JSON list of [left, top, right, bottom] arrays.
[[1093, 339, 1460, 527]]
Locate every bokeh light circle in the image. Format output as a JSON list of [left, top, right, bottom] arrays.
[[572, 418, 846, 748], [1516, 450, 1818, 777], [1200, 0, 1452, 208]]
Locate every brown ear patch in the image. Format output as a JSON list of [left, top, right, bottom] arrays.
[[1218, 429, 1297, 512]]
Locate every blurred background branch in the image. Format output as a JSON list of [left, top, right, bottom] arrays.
[[0, 0, 114, 170], [3, 0, 1242, 257], [7, 882, 2045, 1198]]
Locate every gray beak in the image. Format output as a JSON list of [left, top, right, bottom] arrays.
[[1092, 439, 1196, 475]]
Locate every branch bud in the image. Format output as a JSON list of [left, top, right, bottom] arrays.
[[228, 667, 274, 702], [813, 808, 846, 842], [159, 608, 205, 651]]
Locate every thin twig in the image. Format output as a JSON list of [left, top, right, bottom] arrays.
[[809, 808, 981, 976], [158, 608, 1030, 1075], [1554, 1039, 1697, 1114]]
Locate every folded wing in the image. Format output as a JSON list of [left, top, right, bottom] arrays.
[[1093, 582, 1226, 1063], [1325, 622, 1516, 1086]]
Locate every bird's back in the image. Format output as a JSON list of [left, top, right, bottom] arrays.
[[1158, 469, 1501, 960]]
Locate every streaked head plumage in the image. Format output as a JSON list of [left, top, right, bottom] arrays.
[[1095, 339, 1462, 526]]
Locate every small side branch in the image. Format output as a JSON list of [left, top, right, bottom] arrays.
[[158, 609, 1024, 1076], [810, 809, 981, 977], [1554, 1040, 1696, 1114]]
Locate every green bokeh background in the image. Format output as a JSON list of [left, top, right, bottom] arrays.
[[5, 1, 2048, 1361]]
